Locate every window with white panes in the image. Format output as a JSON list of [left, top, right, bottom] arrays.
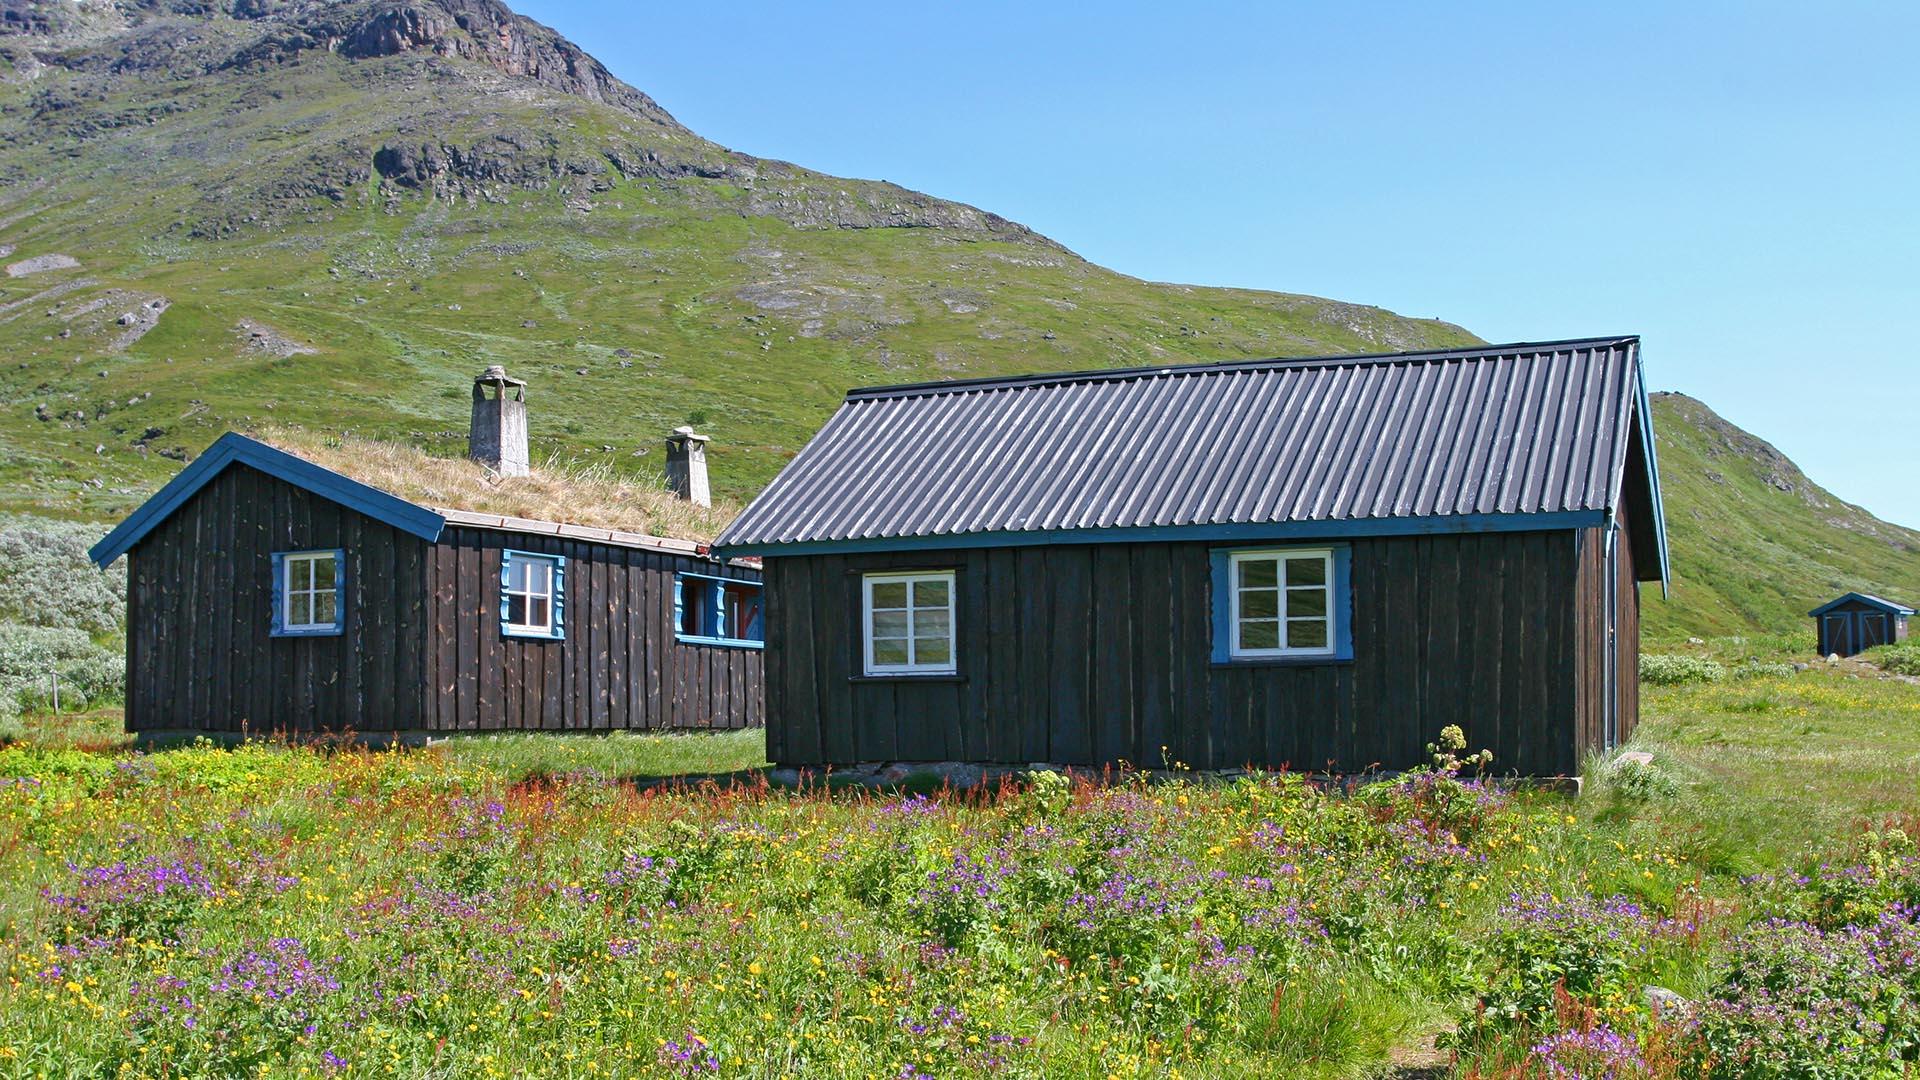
[[862, 571, 956, 675], [1228, 548, 1334, 658]]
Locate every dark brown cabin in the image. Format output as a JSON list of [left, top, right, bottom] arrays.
[[90, 433, 764, 740], [1810, 593, 1912, 657], [716, 337, 1669, 777]]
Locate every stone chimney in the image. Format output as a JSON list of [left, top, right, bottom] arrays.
[[470, 365, 529, 477], [665, 426, 711, 507]]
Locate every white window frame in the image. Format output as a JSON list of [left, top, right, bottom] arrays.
[[504, 554, 557, 636], [281, 550, 340, 633], [862, 570, 957, 676], [1228, 548, 1335, 659]]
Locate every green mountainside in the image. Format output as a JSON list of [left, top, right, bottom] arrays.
[[0, 0, 1472, 518], [0, 1, 1911, 640], [1645, 393, 1919, 640]]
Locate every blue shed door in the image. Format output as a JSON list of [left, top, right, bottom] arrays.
[[1824, 613, 1855, 656], [1860, 612, 1889, 651]]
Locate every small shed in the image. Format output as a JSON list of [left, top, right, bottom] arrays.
[[88, 432, 765, 741], [1810, 593, 1913, 657], [717, 336, 1669, 778]]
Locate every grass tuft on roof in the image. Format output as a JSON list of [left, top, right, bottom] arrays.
[[256, 427, 737, 544]]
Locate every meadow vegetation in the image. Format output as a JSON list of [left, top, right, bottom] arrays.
[[2, 657, 1918, 1078]]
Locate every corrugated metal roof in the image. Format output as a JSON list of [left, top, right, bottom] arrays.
[[717, 337, 1661, 559]]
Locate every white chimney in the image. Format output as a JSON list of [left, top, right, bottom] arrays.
[[665, 426, 711, 507], [470, 365, 529, 477]]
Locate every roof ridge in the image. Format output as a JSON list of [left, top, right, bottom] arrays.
[[843, 336, 1640, 402]]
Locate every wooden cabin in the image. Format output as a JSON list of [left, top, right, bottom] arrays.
[[1811, 593, 1912, 657], [715, 337, 1669, 777], [89, 432, 764, 741]]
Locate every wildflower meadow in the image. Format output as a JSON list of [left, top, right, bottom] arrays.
[[2, 662, 1919, 1077]]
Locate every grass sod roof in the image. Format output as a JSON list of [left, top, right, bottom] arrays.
[[255, 427, 739, 546]]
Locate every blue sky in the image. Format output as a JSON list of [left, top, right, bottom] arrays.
[[519, 1, 1919, 528]]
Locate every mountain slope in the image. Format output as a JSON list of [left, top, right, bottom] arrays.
[[1646, 393, 1920, 640], [0, 0, 1474, 517]]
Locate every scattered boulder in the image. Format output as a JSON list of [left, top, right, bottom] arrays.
[[1643, 985, 1691, 1018]]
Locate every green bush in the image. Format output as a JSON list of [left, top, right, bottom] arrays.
[[1865, 643, 1920, 677], [1732, 660, 1797, 680], [1639, 653, 1728, 685], [0, 514, 124, 636], [0, 623, 125, 736]]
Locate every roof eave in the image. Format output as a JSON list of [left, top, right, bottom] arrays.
[[713, 509, 1609, 559], [89, 432, 447, 567]]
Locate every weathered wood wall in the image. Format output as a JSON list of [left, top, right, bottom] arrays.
[[763, 529, 1602, 776], [125, 464, 762, 735], [425, 527, 762, 733]]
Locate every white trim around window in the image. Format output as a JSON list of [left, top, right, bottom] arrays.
[[501, 550, 565, 640], [1227, 547, 1335, 659], [861, 570, 957, 676], [272, 549, 344, 637]]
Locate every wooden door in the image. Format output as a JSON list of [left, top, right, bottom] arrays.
[[1859, 613, 1889, 650], [1825, 613, 1855, 656]]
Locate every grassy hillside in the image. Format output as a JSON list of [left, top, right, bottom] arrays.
[[0, 0, 1473, 520], [1645, 393, 1920, 640], [3, 3, 1911, 641]]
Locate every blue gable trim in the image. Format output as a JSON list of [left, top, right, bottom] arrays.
[[89, 432, 445, 567], [714, 510, 1608, 559], [1810, 592, 1916, 618]]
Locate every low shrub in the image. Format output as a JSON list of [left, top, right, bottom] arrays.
[[1639, 654, 1727, 686], [1608, 757, 1680, 801], [0, 623, 126, 736], [1865, 643, 1920, 677], [0, 514, 125, 636]]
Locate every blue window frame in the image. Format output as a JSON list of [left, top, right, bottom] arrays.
[[1209, 545, 1352, 663], [674, 572, 764, 650], [270, 549, 345, 637], [501, 550, 565, 640]]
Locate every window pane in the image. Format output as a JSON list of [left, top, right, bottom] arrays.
[[1285, 557, 1327, 587], [530, 597, 550, 628], [508, 594, 528, 626], [291, 557, 312, 591], [912, 578, 950, 609], [1288, 618, 1328, 648], [912, 608, 951, 642], [1239, 589, 1279, 619], [313, 556, 336, 590], [1239, 619, 1279, 650], [871, 581, 908, 608], [914, 636, 951, 666], [871, 638, 909, 666], [1238, 558, 1278, 589], [1286, 587, 1328, 618], [871, 610, 909, 640], [526, 561, 550, 595], [290, 593, 311, 627], [314, 591, 337, 626]]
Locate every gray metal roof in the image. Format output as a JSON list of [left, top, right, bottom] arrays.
[[717, 337, 1664, 568], [1810, 592, 1916, 617]]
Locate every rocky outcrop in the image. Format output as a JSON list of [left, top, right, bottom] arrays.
[[7, 0, 1052, 243], [20, 0, 685, 129]]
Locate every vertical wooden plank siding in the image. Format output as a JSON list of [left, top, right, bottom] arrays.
[[763, 530, 1594, 776], [120, 470, 762, 737]]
